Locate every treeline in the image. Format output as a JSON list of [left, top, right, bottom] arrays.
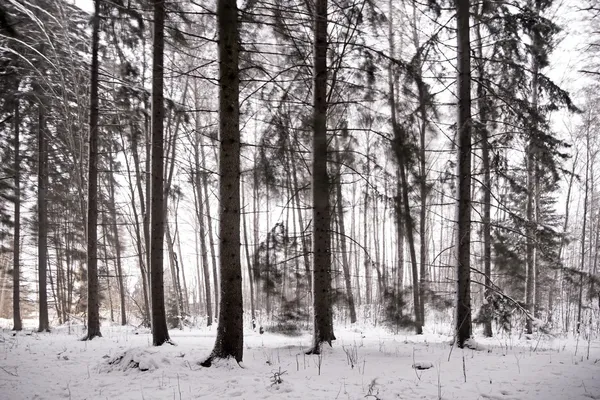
[[0, 0, 599, 361]]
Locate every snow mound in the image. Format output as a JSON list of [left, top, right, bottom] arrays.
[[463, 338, 487, 351], [412, 361, 434, 370], [101, 348, 161, 372]]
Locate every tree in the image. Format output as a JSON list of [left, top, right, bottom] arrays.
[[37, 82, 50, 333], [150, 0, 171, 346], [83, 0, 102, 341], [201, 0, 243, 365], [455, 0, 472, 348], [308, 0, 335, 354], [12, 84, 21, 331]]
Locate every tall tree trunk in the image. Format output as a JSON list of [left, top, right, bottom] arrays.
[[12, 91, 22, 331], [577, 145, 590, 334], [202, 0, 243, 363], [474, 6, 492, 338], [525, 2, 542, 335], [551, 155, 577, 325], [335, 148, 357, 323], [108, 151, 127, 326], [166, 222, 183, 329], [363, 141, 372, 305], [241, 179, 256, 324], [455, 0, 473, 347], [289, 144, 311, 289], [309, 0, 335, 353], [389, 47, 422, 334], [150, 0, 170, 346], [121, 128, 150, 325], [193, 135, 213, 326], [102, 222, 115, 323], [201, 147, 219, 319], [175, 211, 189, 315], [37, 90, 50, 333], [84, 0, 102, 340]]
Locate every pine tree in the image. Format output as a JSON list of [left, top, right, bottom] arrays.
[[202, 0, 243, 365]]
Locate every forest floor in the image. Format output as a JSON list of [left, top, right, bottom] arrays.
[[1, 318, 599, 400]]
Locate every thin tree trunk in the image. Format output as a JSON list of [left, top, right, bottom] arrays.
[[335, 148, 357, 323], [193, 137, 213, 326], [175, 211, 189, 315], [241, 179, 256, 323], [475, 6, 492, 337], [551, 155, 577, 325], [37, 90, 50, 333], [166, 221, 183, 329], [102, 222, 115, 323], [109, 151, 127, 326], [12, 91, 22, 331], [363, 141, 372, 305], [389, 50, 422, 334], [201, 144, 219, 319], [122, 128, 150, 325], [577, 145, 590, 334]]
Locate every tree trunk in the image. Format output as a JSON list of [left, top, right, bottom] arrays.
[[150, 0, 170, 346], [12, 91, 22, 331], [363, 141, 372, 305], [388, 48, 422, 334], [335, 148, 357, 323], [166, 221, 183, 329], [175, 211, 190, 315], [551, 154, 577, 325], [474, 7, 492, 338], [194, 148, 213, 326], [102, 223, 115, 323], [309, 0, 336, 353], [108, 149, 127, 326], [37, 90, 50, 333], [577, 145, 590, 334], [201, 147, 219, 320], [121, 127, 150, 325], [202, 0, 243, 363], [241, 179, 256, 323], [455, 0, 473, 347], [83, 0, 102, 340], [525, 2, 542, 335]]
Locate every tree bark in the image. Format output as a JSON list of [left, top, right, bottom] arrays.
[[194, 139, 213, 326], [84, 1, 102, 340], [309, 0, 336, 353], [363, 141, 372, 305], [37, 89, 50, 333], [150, 0, 170, 346], [577, 142, 590, 334], [202, 147, 219, 319], [202, 0, 243, 364], [335, 146, 357, 323], [12, 91, 22, 331], [108, 149, 127, 326], [241, 179, 256, 323], [455, 0, 473, 348], [121, 126, 150, 325], [474, 6, 493, 338]]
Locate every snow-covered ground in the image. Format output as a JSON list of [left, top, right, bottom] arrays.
[[1, 319, 599, 400]]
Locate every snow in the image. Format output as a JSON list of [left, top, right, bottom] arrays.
[[1, 319, 599, 400]]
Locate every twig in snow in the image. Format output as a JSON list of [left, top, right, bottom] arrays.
[[0, 366, 18, 376]]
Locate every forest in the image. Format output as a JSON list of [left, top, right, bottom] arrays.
[[1, 0, 600, 398]]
